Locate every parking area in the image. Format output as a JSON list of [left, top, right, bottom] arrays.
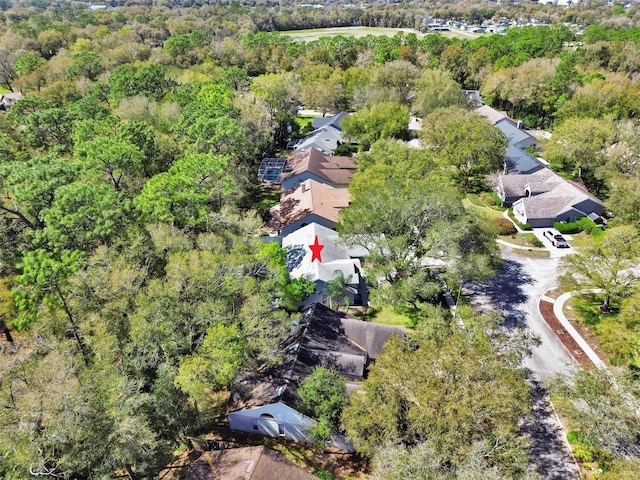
[[531, 228, 575, 258]]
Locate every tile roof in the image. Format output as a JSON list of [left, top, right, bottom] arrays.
[[281, 148, 356, 186], [184, 446, 317, 480]]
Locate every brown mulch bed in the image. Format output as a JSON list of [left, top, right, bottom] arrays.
[[538, 299, 595, 370], [563, 307, 610, 365]]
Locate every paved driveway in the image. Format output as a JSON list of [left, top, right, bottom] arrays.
[[531, 228, 576, 259], [465, 248, 580, 480]]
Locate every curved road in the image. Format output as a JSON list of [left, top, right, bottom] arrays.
[[465, 248, 580, 480]]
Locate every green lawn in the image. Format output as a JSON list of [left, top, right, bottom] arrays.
[[282, 26, 480, 42], [282, 26, 425, 41], [498, 232, 544, 249], [294, 116, 314, 129], [569, 294, 639, 368], [566, 229, 606, 248], [462, 196, 505, 221], [497, 244, 550, 258], [0, 85, 11, 94], [356, 305, 414, 328]]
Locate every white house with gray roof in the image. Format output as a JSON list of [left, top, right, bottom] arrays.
[[294, 112, 349, 155], [475, 104, 545, 174], [498, 168, 605, 227], [477, 104, 605, 227], [282, 222, 368, 306]]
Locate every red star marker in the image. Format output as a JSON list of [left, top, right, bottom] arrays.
[[309, 235, 324, 263]]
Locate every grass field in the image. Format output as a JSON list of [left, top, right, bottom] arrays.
[[351, 304, 415, 328], [462, 195, 505, 221], [282, 26, 479, 42]]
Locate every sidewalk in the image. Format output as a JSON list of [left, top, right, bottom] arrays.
[[496, 238, 547, 252], [538, 288, 606, 370], [498, 210, 547, 252]]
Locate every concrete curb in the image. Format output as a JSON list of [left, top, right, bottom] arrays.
[[542, 288, 607, 370], [496, 238, 547, 252]]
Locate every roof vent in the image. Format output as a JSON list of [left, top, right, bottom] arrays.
[[290, 321, 300, 335]]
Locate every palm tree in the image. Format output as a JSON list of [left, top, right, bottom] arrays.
[[325, 270, 352, 311]]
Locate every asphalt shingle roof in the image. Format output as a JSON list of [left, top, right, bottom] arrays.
[[185, 446, 318, 480], [281, 148, 355, 186]]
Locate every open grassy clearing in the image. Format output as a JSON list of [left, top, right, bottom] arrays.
[[567, 229, 606, 249], [282, 26, 481, 42], [497, 243, 550, 258], [499, 232, 544, 249], [294, 116, 314, 130], [282, 26, 425, 41], [353, 304, 414, 328], [462, 195, 505, 221]]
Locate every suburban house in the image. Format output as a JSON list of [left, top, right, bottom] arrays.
[[475, 104, 545, 174], [476, 104, 605, 227], [0, 92, 23, 112], [258, 148, 355, 188], [497, 167, 606, 227], [504, 145, 545, 175], [184, 446, 318, 480], [311, 111, 348, 131], [281, 222, 368, 307], [280, 147, 356, 191], [274, 179, 350, 236], [227, 303, 405, 450], [294, 112, 348, 155]]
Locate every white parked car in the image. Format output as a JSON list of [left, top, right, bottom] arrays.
[[543, 230, 569, 248]]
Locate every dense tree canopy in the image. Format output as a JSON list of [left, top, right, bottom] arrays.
[[560, 226, 640, 310], [421, 106, 507, 189], [342, 314, 533, 477], [339, 140, 500, 313], [2, 1, 640, 477], [341, 101, 409, 150]]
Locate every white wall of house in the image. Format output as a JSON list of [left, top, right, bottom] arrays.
[[513, 200, 528, 225], [228, 401, 355, 451]]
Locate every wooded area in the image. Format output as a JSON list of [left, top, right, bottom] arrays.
[[1, 0, 640, 478]]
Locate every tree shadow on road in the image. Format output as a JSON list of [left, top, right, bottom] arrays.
[[521, 379, 581, 480], [465, 259, 535, 329]]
